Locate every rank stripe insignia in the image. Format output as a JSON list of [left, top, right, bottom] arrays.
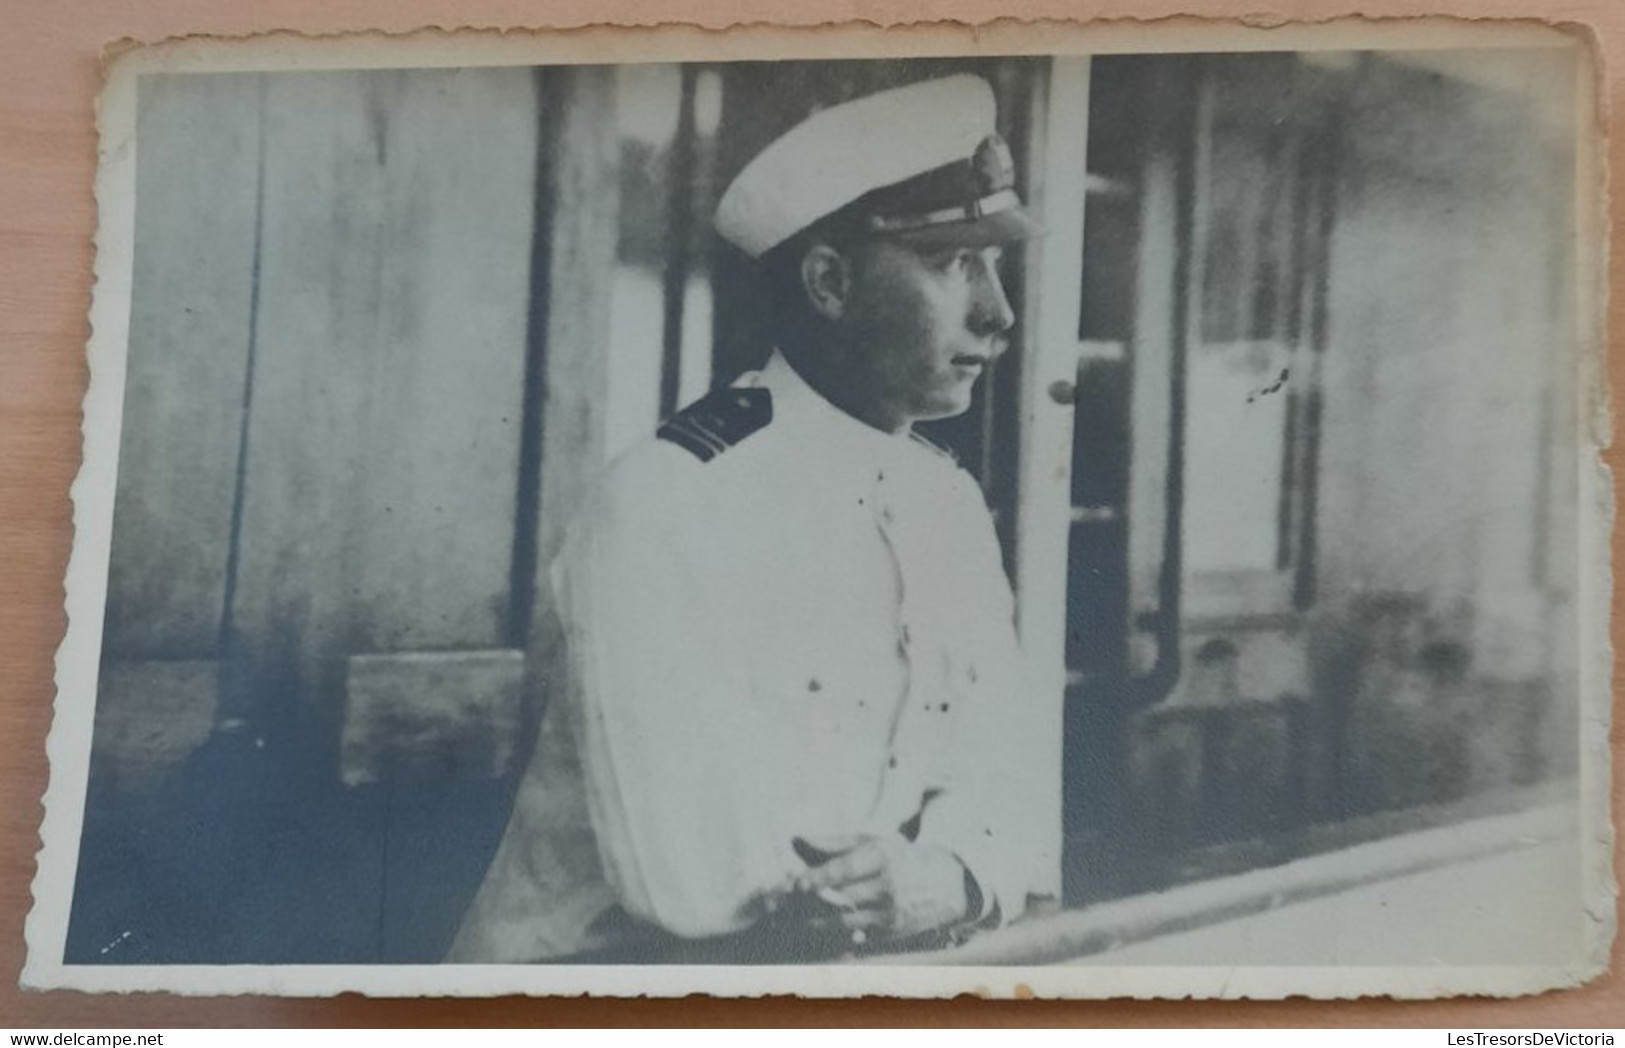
[[657, 387, 774, 463], [661, 416, 727, 457]]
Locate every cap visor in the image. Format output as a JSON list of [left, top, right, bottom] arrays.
[[885, 207, 1044, 251]]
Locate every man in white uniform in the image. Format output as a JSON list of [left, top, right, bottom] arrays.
[[450, 73, 1050, 963]]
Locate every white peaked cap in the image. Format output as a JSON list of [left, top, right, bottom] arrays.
[[714, 74, 999, 259]]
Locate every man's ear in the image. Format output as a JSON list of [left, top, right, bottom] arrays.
[[800, 243, 853, 322]]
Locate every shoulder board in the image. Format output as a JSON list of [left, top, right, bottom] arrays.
[[909, 428, 958, 464], [657, 387, 773, 463]]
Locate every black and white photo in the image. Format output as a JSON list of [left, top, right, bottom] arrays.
[[24, 20, 1610, 998]]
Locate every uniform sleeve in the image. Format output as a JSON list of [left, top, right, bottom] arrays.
[[446, 602, 619, 962], [550, 449, 798, 939], [912, 475, 1055, 926]]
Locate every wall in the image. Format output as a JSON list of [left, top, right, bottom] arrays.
[[73, 67, 546, 963], [1313, 49, 1580, 805], [1100, 51, 1584, 883]]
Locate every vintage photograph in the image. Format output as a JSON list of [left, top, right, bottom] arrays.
[[25, 22, 1610, 997]]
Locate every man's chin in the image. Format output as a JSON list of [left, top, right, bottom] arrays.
[[913, 393, 977, 424]]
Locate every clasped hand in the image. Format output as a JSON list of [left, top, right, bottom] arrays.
[[781, 833, 971, 942]]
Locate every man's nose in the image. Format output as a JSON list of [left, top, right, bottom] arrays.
[[969, 255, 1016, 337]]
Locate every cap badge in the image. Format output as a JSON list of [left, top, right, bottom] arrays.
[[973, 134, 1016, 196]]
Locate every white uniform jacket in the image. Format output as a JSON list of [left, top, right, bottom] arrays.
[[449, 352, 1049, 962]]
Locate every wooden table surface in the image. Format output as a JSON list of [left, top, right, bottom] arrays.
[[3, 0, 1622, 1027]]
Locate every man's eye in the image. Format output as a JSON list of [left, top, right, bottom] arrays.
[[955, 248, 1005, 272], [923, 247, 1001, 276]]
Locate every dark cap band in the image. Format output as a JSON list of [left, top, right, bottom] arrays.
[[822, 133, 1038, 247]]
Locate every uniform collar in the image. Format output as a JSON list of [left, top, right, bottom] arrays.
[[754, 350, 918, 471]]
